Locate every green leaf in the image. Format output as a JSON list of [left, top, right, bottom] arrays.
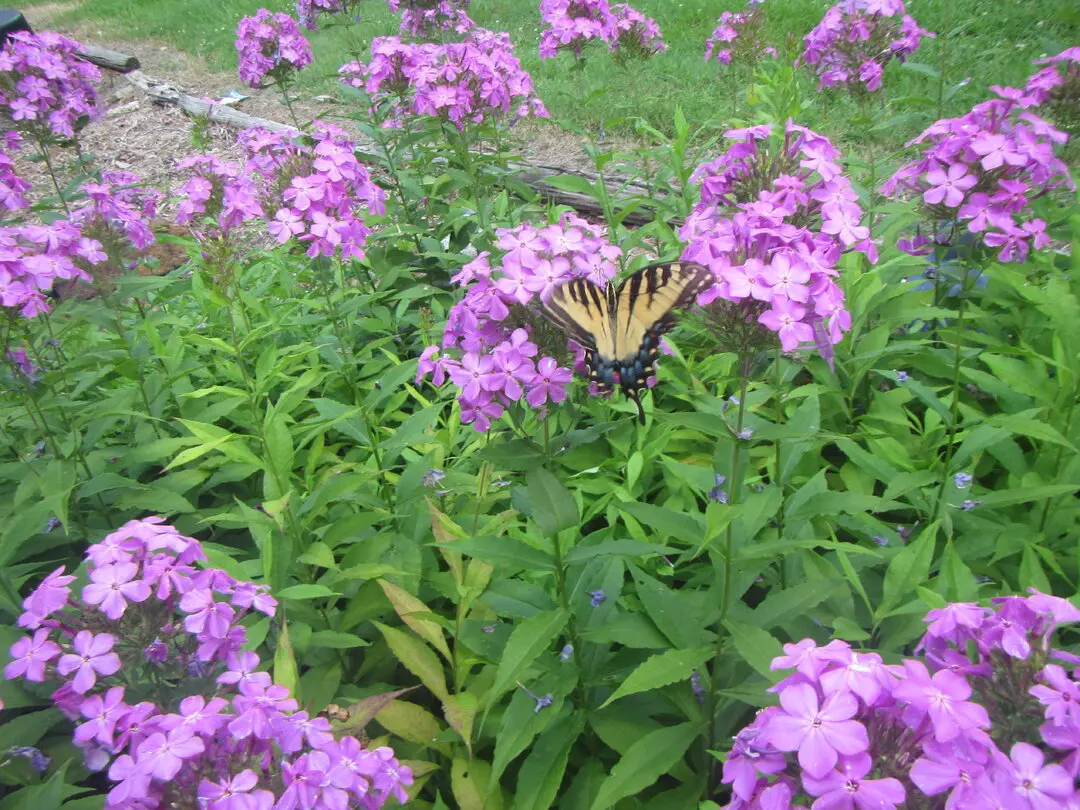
[[617, 502, 705, 547], [274, 621, 300, 700], [277, 584, 339, 600], [439, 536, 557, 572], [513, 714, 586, 810], [376, 622, 450, 702], [589, 723, 698, 810], [877, 521, 939, 620], [525, 468, 579, 536], [599, 647, 712, 708], [565, 540, 676, 565], [452, 758, 503, 810], [541, 174, 596, 196], [308, 630, 370, 649], [723, 621, 782, 680], [631, 567, 709, 649], [487, 609, 568, 719], [378, 579, 452, 660], [264, 409, 295, 477]]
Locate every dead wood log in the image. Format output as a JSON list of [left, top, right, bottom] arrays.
[[121, 69, 675, 225], [122, 69, 299, 133], [77, 44, 140, 73]]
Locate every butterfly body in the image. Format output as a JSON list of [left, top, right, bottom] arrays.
[[541, 261, 712, 422]]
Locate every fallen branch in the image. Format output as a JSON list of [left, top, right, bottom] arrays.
[[77, 44, 140, 73], [120, 69, 674, 225], [122, 69, 299, 133]]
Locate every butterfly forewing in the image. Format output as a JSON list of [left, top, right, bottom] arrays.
[[540, 261, 712, 421]]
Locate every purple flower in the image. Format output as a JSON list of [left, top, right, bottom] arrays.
[[588, 589, 606, 607], [802, 752, 906, 810], [1031, 665, 1080, 726], [923, 163, 977, 207], [526, 357, 573, 408], [4, 628, 61, 681], [134, 728, 206, 781], [235, 10, 312, 89], [198, 769, 274, 810], [82, 561, 152, 619], [763, 682, 869, 777], [998, 742, 1074, 810], [954, 472, 973, 489], [560, 644, 574, 662], [56, 631, 122, 693], [891, 660, 990, 743], [75, 686, 128, 746], [18, 566, 75, 629]]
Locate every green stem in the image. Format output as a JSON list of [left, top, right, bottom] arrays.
[[933, 263, 972, 522], [706, 349, 752, 794], [36, 139, 71, 216], [277, 77, 304, 131], [772, 348, 785, 541]]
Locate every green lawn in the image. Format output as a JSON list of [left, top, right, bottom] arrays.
[[28, 0, 1080, 142]]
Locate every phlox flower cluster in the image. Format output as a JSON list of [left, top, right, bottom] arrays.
[[295, 0, 364, 30], [175, 153, 264, 240], [71, 171, 163, 258], [0, 220, 101, 318], [0, 136, 30, 213], [388, 0, 474, 39], [882, 97, 1074, 264], [538, 0, 663, 61], [340, 28, 547, 130], [720, 590, 1080, 810], [801, 0, 932, 93], [997, 47, 1080, 138], [679, 122, 872, 362], [416, 212, 621, 431], [239, 123, 387, 260], [705, 1, 774, 68], [0, 31, 102, 142], [235, 10, 313, 90], [4, 516, 413, 810]]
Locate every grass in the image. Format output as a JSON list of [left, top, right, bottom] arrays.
[[25, 0, 1080, 146]]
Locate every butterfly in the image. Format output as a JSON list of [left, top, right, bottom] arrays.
[[540, 260, 713, 423]]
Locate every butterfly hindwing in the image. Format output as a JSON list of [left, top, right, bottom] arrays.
[[541, 261, 712, 422]]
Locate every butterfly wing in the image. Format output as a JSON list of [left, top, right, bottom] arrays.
[[541, 261, 712, 421], [609, 261, 713, 421], [541, 279, 619, 394]]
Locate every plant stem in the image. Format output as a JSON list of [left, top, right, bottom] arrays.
[[36, 140, 71, 216], [706, 348, 752, 793], [933, 263, 971, 522], [277, 77, 304, 131]]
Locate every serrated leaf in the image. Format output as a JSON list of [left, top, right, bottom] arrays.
[[487, 609, 568, 720], [308, 630, 370, 649], [277, 584, 339, 600], [513, 713, 586, 810], [443, 692, 478, 753], [878, 521, 939, 620], [379, 579, 452, 660], [452, 758, 503, 810], [589, 723, 698, 810], [599, 647, 712, 708], [376, 700, 442, 746], [723, 621, 782, 680], [376, 622, 450, 702], [330, 686, 418, 735], [525, 468, 579, 536], [274, 621, 299, 700]]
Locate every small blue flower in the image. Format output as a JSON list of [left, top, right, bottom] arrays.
[[954, 472, 973, 489], [559, 644, 574, 662], [8, 746, 50, 773], [690, 672, 706, 703], [708, 474, 728, 504], [423, 469, 446, 488], [895, 371, 910, 383], [871, 535, 888, 546], [43, 516, 61, 533], [737, 427, 754, 441], [533, 694, 553, 713], [959, 499, 982, 511], [587, 589, 606, 607]]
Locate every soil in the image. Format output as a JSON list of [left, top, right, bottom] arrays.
[[17, 1, 617, 198]]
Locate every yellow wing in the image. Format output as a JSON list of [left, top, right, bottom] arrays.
[[541, 261, 712, 422]]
